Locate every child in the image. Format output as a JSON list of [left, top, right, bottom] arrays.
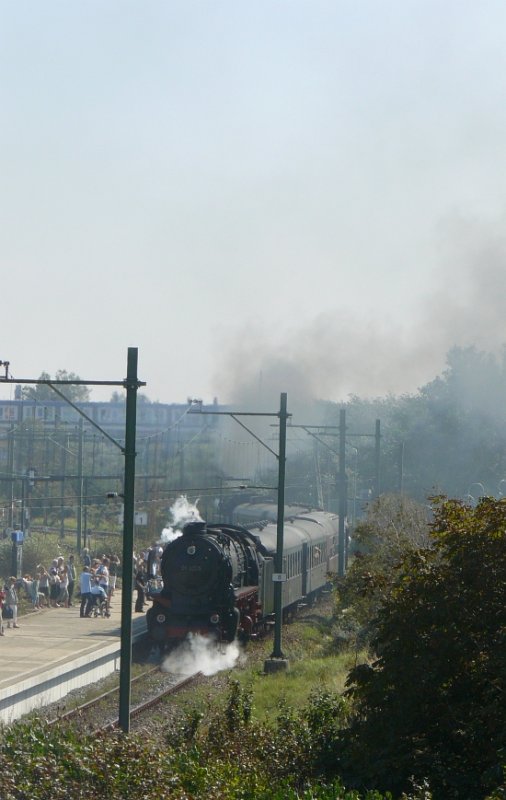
[[5, 577, 20, 628]]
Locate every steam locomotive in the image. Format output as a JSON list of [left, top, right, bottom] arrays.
[[146, 502, 341, 646]]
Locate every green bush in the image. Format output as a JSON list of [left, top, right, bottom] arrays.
[[340, 497, 506, 799], [0, 711, 391, 800]]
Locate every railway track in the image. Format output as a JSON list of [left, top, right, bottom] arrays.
[[50, 666, 203, 734]]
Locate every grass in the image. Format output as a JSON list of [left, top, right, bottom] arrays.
[[166, 595, 368, 728], [241, 651, 360, 724]]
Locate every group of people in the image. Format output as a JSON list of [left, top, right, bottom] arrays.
[[79, 552, 120, 618], [0, 554, 79, 634], [133, 543, 163, 613], [40, 555, 78, 609], [0, 551, 121, 633], [0, 544, 166, 632]]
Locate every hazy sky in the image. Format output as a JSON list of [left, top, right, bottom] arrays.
[[2, 1, 506, 407]]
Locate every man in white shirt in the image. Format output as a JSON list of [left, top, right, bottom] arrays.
[[79, 566, 93, 618]]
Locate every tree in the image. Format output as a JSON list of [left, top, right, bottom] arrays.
[[320, 344, 506, 504], [335, 493, 431, 638], [22, 370, 91, 403], [340, 496, 506, 799]]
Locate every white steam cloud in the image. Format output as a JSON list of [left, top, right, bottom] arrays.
[[161, 633, 241, 676], [160, 495, 203, 544]]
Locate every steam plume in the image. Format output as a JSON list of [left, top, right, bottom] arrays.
[[161, 633, 241, 676], [160, 495, 203, 544]]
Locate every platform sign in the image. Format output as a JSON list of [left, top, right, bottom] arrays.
[[272, 573, 287, 582]]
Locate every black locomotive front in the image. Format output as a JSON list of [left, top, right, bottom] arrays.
[[147, 521, 244, 644]]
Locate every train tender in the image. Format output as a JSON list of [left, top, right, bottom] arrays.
[[147, 504, 340, 646]]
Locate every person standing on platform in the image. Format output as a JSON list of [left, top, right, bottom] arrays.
[[58, 567, 69, 608], [79, 566, 93, 618], [134, 562, 147, 612], [108, 553, 120, 597], [96, 557, 110, 600], [48, 568, 61, 607], [38, 567, 50, 607], [67, 555, 76, 606], [26, 573, 41, 610], [5, 577, 20, 628]]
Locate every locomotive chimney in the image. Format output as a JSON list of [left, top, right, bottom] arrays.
[[182, 520, 207, 536]]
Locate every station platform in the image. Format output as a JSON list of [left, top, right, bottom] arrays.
[[0, 591, 148, 724]]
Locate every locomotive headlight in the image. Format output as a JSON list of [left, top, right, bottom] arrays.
[[187, 545, 196, 555], [210, 613, 220, 624]]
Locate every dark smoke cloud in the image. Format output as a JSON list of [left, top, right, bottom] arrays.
[[214, 218, 506, 408]]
